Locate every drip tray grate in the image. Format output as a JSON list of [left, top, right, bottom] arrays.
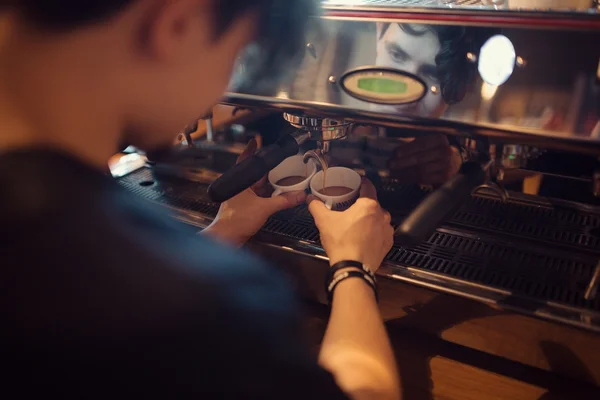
[[378, 181, 600, 252], [118, 168, 600, 312], [118, 168, 220, 216], [389, 232, 598, 310]]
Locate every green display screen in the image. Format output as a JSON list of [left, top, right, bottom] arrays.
[[357, 77, 407, 94]]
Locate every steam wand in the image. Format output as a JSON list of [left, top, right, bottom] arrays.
[[394, 159, 490, 246]]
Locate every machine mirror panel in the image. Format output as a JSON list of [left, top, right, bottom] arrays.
[[322, 0, 596, 13], [226, 18, 600, 146]]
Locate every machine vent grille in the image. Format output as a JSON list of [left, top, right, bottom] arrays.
[[118, 168, 600, 311]]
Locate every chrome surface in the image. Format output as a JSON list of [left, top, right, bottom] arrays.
[[291, 130, 313, 146], [303, 149, 329, 170], [224, 15, 600, 153], [585, 262, 600, 300], [501, 145, 528, 169], [515, 55, 527, 68], [180, 127, 195, 149], [180, 112, 215, 148], [472, 181, 509, 202], [204, 113, 214, 143], [321, 0, 597, 11], [154, 164, 222, 184], [306, 43, 318, 59], [108, 153, 147, 178], [594, 170, 600, 197], [499, 168, 593, 184], [283, 113, 352, 141], [323, 0, 483, 7], [117, 167, 600, 333]]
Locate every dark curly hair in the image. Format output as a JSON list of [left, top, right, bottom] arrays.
[[379, 23, 497, 105], [0, 0, 319, 94]]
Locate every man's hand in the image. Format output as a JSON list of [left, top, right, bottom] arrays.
[[308, 179, 394, 271], [389, 134, 461, 186], [203, 139, 306, 246]]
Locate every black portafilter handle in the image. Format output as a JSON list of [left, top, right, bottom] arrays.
[[207, 134, 301, 203], [394, 162, 486, 246]]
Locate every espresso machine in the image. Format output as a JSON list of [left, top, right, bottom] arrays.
[[115, 0, 600, 389]]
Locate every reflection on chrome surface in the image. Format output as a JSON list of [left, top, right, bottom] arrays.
[[321, 0, 597, 12], [226, 18, 600, 147]]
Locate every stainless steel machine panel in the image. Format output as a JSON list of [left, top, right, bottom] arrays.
[[225, 9, 600, 151]]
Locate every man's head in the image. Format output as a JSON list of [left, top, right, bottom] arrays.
[[0, 0, 315, 159], [375, 22, 487, 117]]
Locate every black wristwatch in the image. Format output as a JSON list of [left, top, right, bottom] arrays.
[[325, 260, 378, 305]]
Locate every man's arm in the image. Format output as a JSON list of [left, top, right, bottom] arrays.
[[308, 180, 401, 400], [171, 255, 352, 400], [320, 278, 400, 400]]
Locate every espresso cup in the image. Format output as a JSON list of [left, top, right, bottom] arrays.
[[310, 167, 361, 211], [268, 155, 317, 197]]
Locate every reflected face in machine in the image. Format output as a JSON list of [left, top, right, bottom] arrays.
[[375, 23, 447, 118]]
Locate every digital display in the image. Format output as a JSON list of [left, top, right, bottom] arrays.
[[357, 77, 407, 94], [341, 67, 426, 104]]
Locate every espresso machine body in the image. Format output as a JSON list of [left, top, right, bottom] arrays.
[[224, 8, 600, 148], [116, 2, 600, 387]]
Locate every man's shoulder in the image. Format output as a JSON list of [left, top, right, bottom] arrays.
[[0, 149, 295, 333], [0, 148, 114, 225], [0, 151, 347, 400]]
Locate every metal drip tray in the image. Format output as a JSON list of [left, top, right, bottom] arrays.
[[378, 182, 600, 252], [118, 167, 600, 320], [119, 168, 221, 216], [389, 230, 598, 309]]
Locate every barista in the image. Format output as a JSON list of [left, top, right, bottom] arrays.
[[332, 23, 488, 186], [0, 1, 398, 399]]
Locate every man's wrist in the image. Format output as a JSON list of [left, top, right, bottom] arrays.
[[328, 256, 379, 275], [326, 259, 379, 305], [330, 274, 378, 305]]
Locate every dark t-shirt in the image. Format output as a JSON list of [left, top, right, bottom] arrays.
[[0, 149, 347, 399]]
